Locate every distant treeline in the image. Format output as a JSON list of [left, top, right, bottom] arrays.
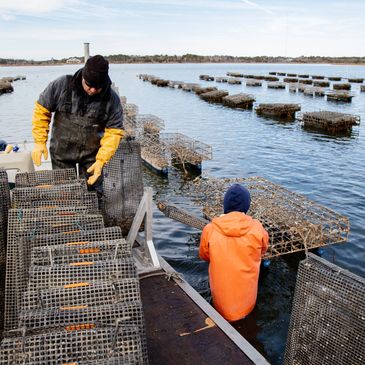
[[1, 54, 365, 65]]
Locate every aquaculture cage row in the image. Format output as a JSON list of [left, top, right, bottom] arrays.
[[138, 74, 361, 133], [184, 176, 349, 259], [268, 71, 364, 83], [2, 168, 148, 364], [120, 94, 213, 174]]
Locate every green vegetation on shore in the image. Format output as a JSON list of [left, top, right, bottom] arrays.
[[1, 54, 365, 66]]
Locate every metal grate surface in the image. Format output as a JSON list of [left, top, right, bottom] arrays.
[[28, 258, 137, 288], [0, 325, 143, 364], [22, 278, 141, 309], [30, 239, 132, 266], [186, 176, 349, 258], [29, 191, 99, 212], [4, 225, 122, 330], [11, 181, 88, 208], [102, 140, 144, 234], [0, 169, 10, 334], [284, 253, 365, 365], [19, 301, 144, 335], [15, 168, 77, 187]]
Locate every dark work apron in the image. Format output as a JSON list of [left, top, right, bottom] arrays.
[[49, 76, 107, 192]]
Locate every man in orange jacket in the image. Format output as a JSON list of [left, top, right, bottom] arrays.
[[199, 183, 269, 322], [31, 55, 124, 189]]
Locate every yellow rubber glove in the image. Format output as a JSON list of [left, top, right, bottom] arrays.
[[32, 143, 48, 166], [87, 160, 104, 185]]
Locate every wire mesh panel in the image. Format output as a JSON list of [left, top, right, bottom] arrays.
[[0, 169, 10, 260], [30, 239, 132, 266], [5, 214, 105, 330], [11, 181, 88, 208], [185, 176, 349, 258], [0, 325, 144, 364], [5, 226, 122, 330], [0, 169, 10, 264], [284, 253, 365, 365], [20, 191, 99, 211], [19, 301, 144, 335], [0, 169, 10, 335], [161, 132, 213, 164], [102, 140, 144, 234], [14, 205, 90, 219], [15, 168, 77, 187], [28, 258, 137, 288], [22, 278, 141, 309]]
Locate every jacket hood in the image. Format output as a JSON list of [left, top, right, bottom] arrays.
[[211, 211, 253, 237]]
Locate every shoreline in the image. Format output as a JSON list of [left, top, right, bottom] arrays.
[[2, 62, 365, 67]]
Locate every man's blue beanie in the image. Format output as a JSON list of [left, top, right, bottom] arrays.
[[223, 183, 251, 214]]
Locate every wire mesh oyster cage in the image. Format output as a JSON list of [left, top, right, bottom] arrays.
[[297, 110, 360, 133], [15, 168, 77, 187], [284, 253, 365, 365], [160, 132, 213, 165], [185, 176, 349, 258]]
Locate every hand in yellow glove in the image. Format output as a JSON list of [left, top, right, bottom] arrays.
[[87, 160, 104, 185], [31, 143, 48, 166]]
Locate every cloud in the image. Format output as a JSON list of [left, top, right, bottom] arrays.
[[239, 0, 274, 14], [1, 14, 15, 21], [0, 0, 77, 14]]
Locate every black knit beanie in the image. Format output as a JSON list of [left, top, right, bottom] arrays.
[[223, 184, 251, 214], [82, 55, 109, 88]]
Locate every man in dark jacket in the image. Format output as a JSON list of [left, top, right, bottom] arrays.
[[31, 55, 124, 187]]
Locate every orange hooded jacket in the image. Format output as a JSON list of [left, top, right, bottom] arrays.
[[199, 212, 269, 322]]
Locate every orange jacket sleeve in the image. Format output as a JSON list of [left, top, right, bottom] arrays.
[[199, 225, 211, 262], [261, 228, 269, 256]]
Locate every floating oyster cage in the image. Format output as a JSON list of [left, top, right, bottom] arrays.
[[199, 89, 229, 102], [333, 83, 351, 90], [136, 114, 165, 133], [284, 253, 365, 365], [297, 111, 360, 133], [2, 169, 148, 364], [246, 80, 262, 86], [194, 86, 218, 95], [186, 176, 349, 258], [255, 103, 301, 118], [222, 93, 255, 109], [160, 132, 213, 163], [267, 81, 286, 89], [325, 90, 355, 102]]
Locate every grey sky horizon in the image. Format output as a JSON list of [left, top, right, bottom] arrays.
[[0, 0, 364, 60]]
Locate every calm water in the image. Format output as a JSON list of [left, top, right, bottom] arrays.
[[1, 63, 364, 364]]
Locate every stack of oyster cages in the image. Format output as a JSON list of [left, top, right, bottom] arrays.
[[1, 168, 148, 365]]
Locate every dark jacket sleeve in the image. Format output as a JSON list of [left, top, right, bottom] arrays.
[[105, 89, 124, 130], [37, 76, 68, 112]]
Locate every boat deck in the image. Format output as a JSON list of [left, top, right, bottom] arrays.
[[140, 273, 254, 365]]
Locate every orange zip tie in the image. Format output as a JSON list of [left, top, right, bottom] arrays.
[[62, 363, 78, 365], [58, 212, 77, 216], [79, 248, 100, 254], [69, 262, 95, 266], [65, 323, 95, 331], [64, 282, 89, 289], [62, 230, 81, 235], [52, 223, 71, 228], [66, 241, 90, 246], [60, 305, 88, 310], [35, 184, 53, 188]]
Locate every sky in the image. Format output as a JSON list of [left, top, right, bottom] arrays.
[[0, 0, 364, 60]]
